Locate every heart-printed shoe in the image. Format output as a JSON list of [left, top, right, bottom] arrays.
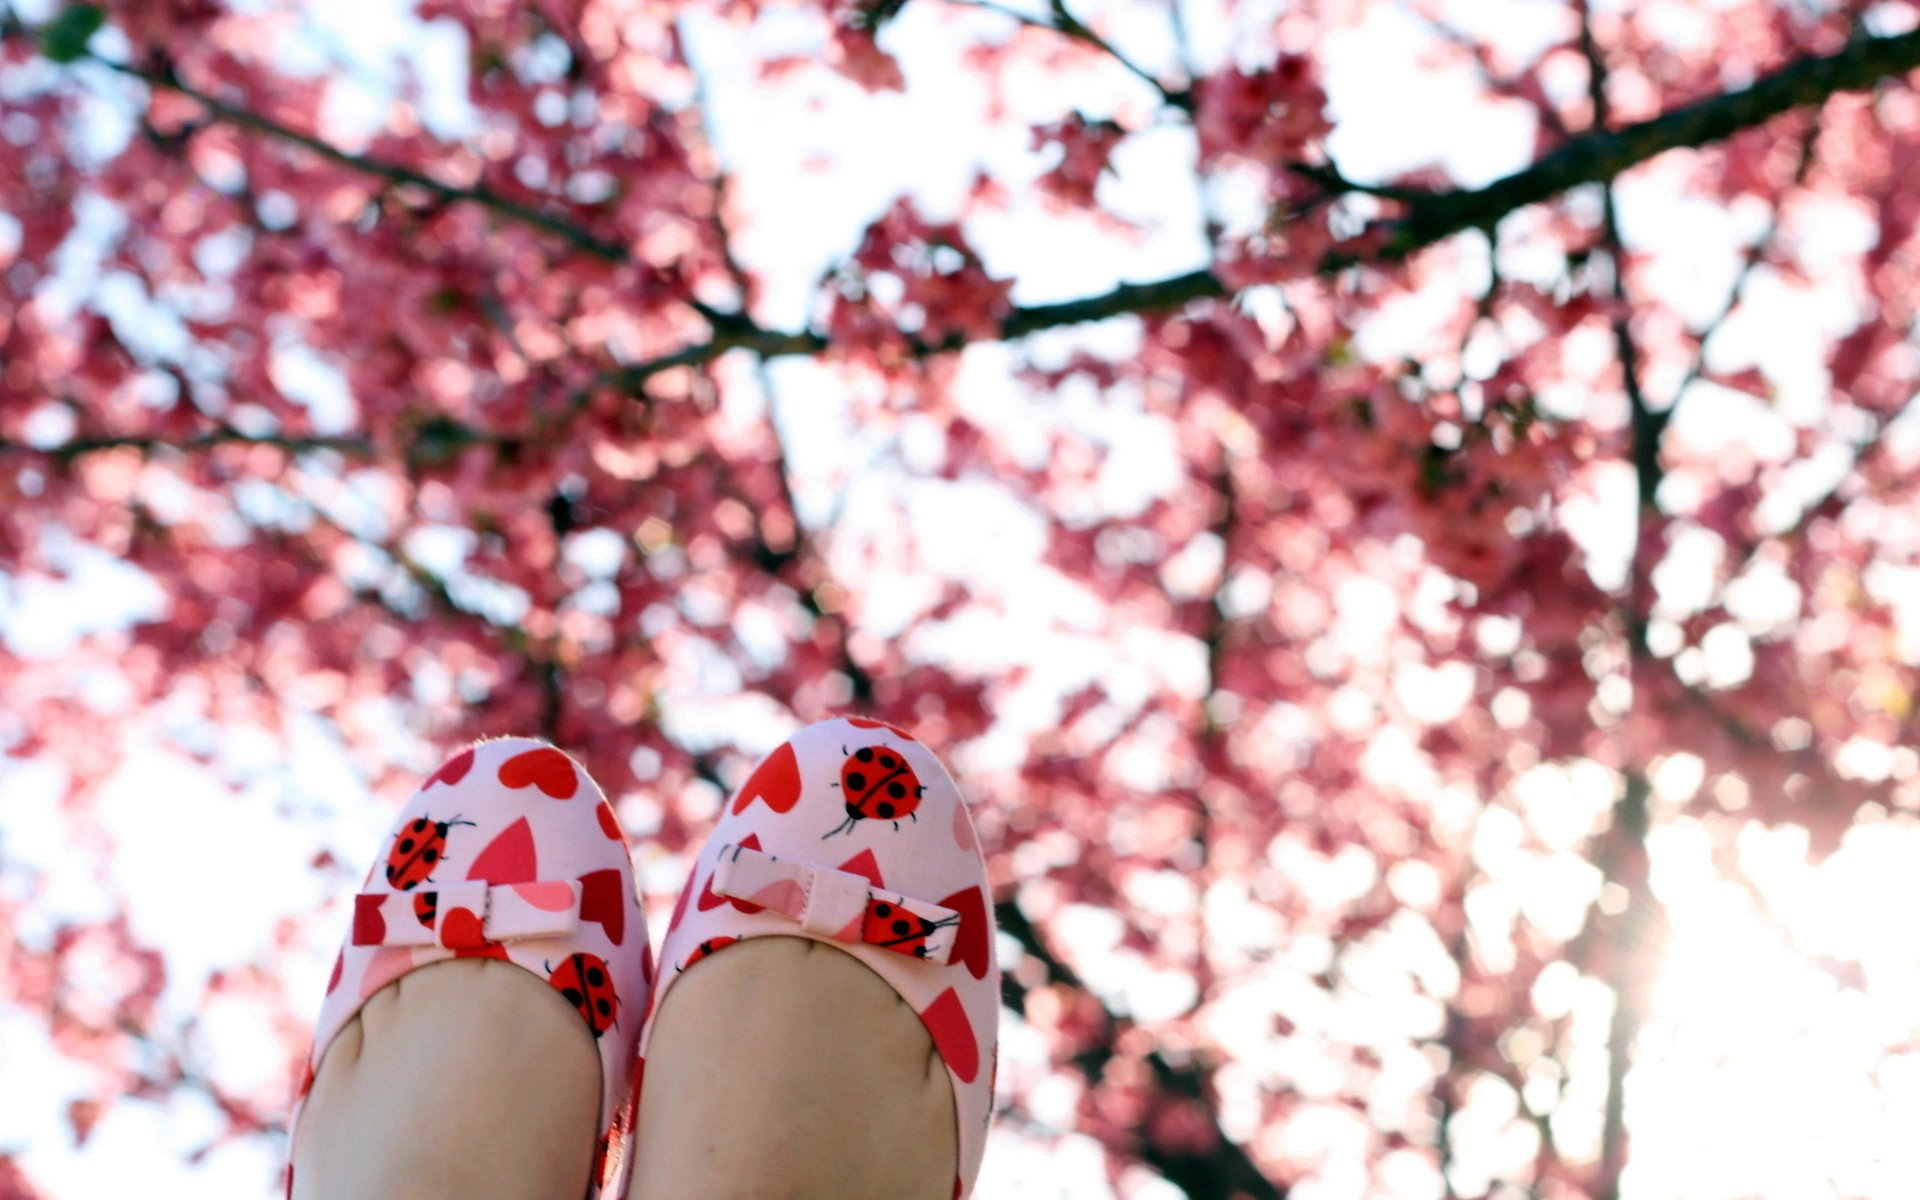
[[286, 737, 653, 1199], [641, 716, 999, 1198]]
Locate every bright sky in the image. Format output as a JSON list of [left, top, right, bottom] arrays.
[[7, 1, 1920, 1198]]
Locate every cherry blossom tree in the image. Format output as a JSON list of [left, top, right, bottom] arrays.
[[6, 0, 1920, 1196]]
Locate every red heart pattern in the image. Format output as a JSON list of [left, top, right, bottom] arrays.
[[667, 868, 698, 934], [847, 716, 917, 740], [352, 893, 386, 945], [499, 747, 579, 799], [302, 736, 650, 1200], [697, 833, 765, 912], [467, 817, 538, 884], [439, 906, 489, 951], [317, 723, 1011, 1200], [512, 881, 575, 911], [642, 717, 998, 1198], [731, 742, 801, 814], [426, 747, 475, 789], [938, 886, 990, 980], [579, 868, 626, 946], [837, 848, 886, 889], [918, 987, 979, 1083], [437, 906, 510, 960]]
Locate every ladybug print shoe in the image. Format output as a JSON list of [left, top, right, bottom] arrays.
[[286, 737, 653, 1200], [642, 716, 1000, 1199]]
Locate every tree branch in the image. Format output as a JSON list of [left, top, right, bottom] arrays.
[[996, 898, 1287, 1200], [0, 415, 548, 467], [679, 41, 879, 704], [1285, 160, 1441, 203], [23, 24, 1915, 396], [0, 428, 372, 460], [1347, 25, 1920, 265], [1393, 0, 1571, 140], [1668, 117, 1821, 410], [595, 27, 1920, 384], [1718, 384, 1920, 593], [591, 327, 831, 392], [79, 53, 633, 263], [1578, 9, 1666, 1197], [941, 0, 1192, 111], [1578, 8, 1666, 510]]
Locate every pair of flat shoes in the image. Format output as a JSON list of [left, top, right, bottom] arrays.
[[285, 717, 999, 1199]]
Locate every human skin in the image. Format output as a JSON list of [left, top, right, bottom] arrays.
[[290, 956, 602, 1200], [290, 938, 955, 1200], [628, 936, 956, 1200]]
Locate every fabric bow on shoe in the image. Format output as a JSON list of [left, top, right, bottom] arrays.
[[709, 841, 961, 964], [352, 880, 583, 951]]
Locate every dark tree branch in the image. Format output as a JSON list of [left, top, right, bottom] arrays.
[[1394, 0, 1572, 140], [1669, 117, 1821, 409], [1593, 778, 1652, 1200], [996, 898, 1287, 1200], [589, 27, 1920, 383], [679, 54, 880, 704], [592, 327, 831, 391], [1578, 10, 1667, 1198], [943, 0, 1193, 111], [1200, 458, 1236, 739], [733, 362, 877, 707], [1285, 161, 1441, 203], [1578, 9, 1666, 510], [0, 429, 373, 460], [578, 269, 1227, 394], [0, 416, 544, 467], [78, 53, 633, 263], [1347, 25, 1920, 265], [17, 23, 1913, 398], [1718, 384, 1920, 595], [537, 654, 565, 743], [296, 499, 535, 650], [1435, 928, 1468, 1200]]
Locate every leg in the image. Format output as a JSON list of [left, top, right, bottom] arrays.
[[291, 958, 601, 1200], [628, 937, 956, 1200]]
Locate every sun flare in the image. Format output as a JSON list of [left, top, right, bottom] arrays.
[[1629, 820, 1920, 1199]]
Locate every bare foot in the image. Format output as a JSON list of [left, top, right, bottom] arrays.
[[628, 936, 956, 1200], [291, 957, 602, 1200]]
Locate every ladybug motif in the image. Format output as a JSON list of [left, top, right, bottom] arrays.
[[677, 936, 738, 972], [384, 813, 476, 890], [413, 891, 437, 928], [546, 952, 619, 1038], [862, 898, 959, 960], [823, 743, 925, 839]]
